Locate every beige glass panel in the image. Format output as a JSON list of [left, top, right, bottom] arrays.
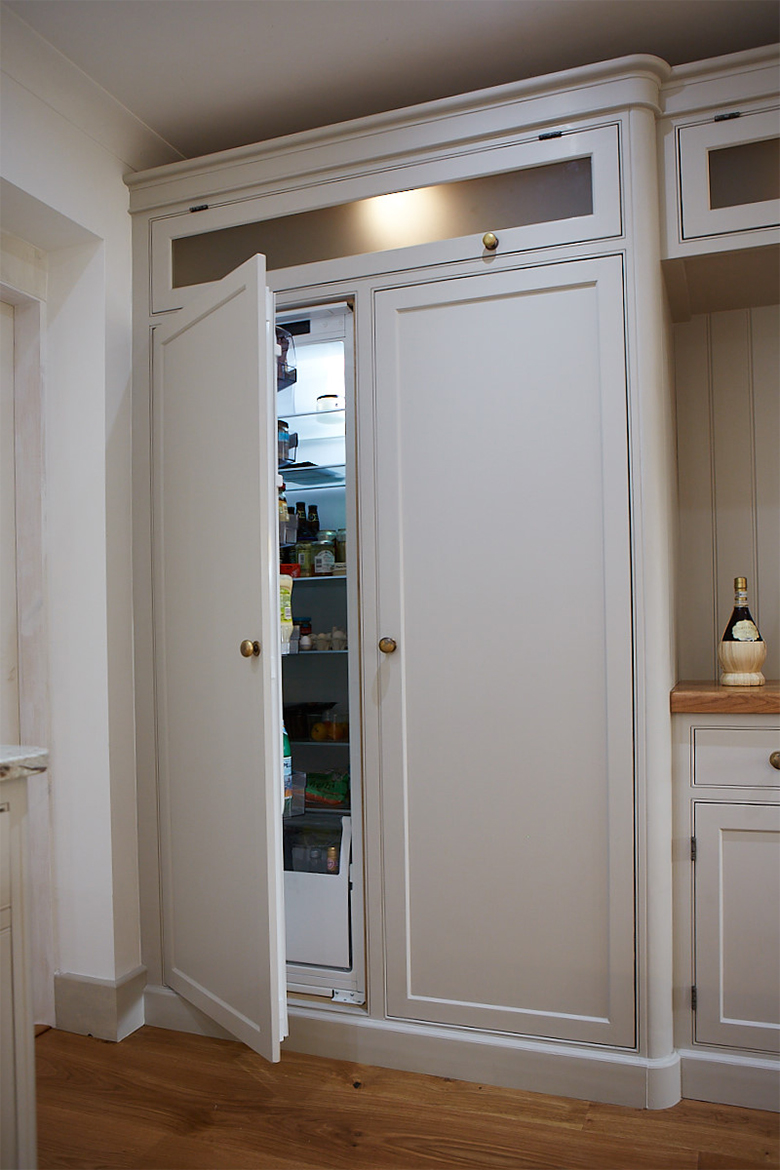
[[708, 138, 780, 209], [172, 158, 592, 287]]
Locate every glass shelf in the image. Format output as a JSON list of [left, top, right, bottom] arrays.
[[289, 740, 350, 748], [284, 650, 349, 657], [288, 575, 347, 584], [281, 462, 345, 488]]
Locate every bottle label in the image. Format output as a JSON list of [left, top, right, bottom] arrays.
[[732, 619, 761, 642], [314, 549, 335, 574]]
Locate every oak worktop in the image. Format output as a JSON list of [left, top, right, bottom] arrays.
[[671, 681, 780, 715]]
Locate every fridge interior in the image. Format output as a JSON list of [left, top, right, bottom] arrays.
[[276, 302, 364, 1002]]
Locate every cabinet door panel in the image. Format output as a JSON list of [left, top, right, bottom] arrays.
[[152, 255, 286, 1060], [374, 256, 635, 1046], [694, 802, 780, 1053]]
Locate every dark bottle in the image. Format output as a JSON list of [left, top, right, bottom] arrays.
[[307, 504, 320, 536], [295, 501, 311, 541], [718, 576, 766, 686], [721, 577, 762, 642]]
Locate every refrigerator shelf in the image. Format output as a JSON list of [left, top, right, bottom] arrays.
[[289, 739, 350, 747], [281, 462, 345, 488]]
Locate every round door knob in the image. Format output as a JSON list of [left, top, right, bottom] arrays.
[[378, 637, 397, 654], [482, 232, 499, 251], [240, 640, 260, 658], [770, 751, 780, 771]]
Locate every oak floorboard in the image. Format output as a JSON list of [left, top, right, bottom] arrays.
[[35, 1027, 780, 1170], [585, 1100, 779, 1166]]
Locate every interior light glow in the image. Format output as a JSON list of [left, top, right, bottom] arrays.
[[358, 187, 446, 251]]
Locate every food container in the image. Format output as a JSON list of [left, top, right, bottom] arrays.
[[283, 702, 335, 740], [324, 708, 349, 741], [312, 540, 335, 576], [295, 542, 313, 576], [278, 420, 290, 463], [283, 770, 306, 818]]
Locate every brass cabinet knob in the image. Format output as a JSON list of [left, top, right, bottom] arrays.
[[482, 232, 499, 251], [240, 640, 261, 658], [770, 751, 780, 771], [378, 637, 397, 654]]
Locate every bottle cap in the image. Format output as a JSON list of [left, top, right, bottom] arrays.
[[734, 576, 747, 590]]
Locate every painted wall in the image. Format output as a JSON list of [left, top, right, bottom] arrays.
[[675, 305, 780, 681], [0, 4, 181, 1018]]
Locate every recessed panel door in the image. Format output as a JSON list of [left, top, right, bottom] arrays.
[[152, 255, 286, 1060], [374, 256, 636, 1046], [694, 801, 780, 1053]]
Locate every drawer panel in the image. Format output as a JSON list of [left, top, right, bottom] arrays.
[[693, 726, 780, 788]]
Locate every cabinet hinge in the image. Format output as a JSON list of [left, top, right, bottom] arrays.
[[331, 989, 365, 1005], [189, 203, 209, 213], [691, 985, 697, 1011], [713, 111, 741, 122], [690, 836, 697, 862], [538, 130, 563, 140]]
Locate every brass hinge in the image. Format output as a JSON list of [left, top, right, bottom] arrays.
[[691, 985, 698, 1011], [691, 836, 697, 862]]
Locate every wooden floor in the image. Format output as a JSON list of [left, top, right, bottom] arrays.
[[35, 1027, 778, 1169]]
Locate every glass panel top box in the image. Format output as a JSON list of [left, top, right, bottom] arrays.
[[172, 158, 593, 287]]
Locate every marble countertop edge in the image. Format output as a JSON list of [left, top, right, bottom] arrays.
[[0, 745, 49, 781]]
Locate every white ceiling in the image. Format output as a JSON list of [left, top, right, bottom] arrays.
[[5, 0, 779, 159]]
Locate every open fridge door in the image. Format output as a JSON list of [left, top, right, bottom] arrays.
[[152, 255, 287, 1060]]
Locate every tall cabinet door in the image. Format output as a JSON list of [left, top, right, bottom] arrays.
[[152, 255, 287, 1060], [373, 256, 636, 1047]]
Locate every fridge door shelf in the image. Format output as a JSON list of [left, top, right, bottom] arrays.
[[284, 816, 352, 969]]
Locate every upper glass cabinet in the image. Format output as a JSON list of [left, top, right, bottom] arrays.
[[172, 158, 593, 288], [150, 124, 622, 313], [677, 108, 780, 242]]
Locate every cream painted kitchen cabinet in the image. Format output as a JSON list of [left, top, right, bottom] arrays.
[[373, 257, 636, 1046], [126, 50, 719, 1109], [672, 693, 780, 1111]]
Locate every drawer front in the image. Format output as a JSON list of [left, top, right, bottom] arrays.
[[693, 726, 780, 788]]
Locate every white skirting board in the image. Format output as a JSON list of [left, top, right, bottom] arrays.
[[679, 1048, 780, 1113], [55, 965, 147, 1042], [143, 984, 780, 1112], [144, 983, 683, 1109]]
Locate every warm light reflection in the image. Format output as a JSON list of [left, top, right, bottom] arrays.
[[358, 187, 446, 251]]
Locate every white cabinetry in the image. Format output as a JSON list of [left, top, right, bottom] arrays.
[[129, 54, 680, 1107], [675, 109, 779, 243], [374, 257, 635, 1046], [673, 698, 780, 1110], [0, 747, 47, 1170], [659, 47, 780, 260]]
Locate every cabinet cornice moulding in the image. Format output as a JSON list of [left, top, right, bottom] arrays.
[[126, 55, 670, 215], [660, 43, 780, 119]]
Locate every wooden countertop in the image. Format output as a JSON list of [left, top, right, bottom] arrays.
[[671, 680, 780, 714]]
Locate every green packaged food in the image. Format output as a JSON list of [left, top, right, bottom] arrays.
[[305, 770, 350, 808]]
